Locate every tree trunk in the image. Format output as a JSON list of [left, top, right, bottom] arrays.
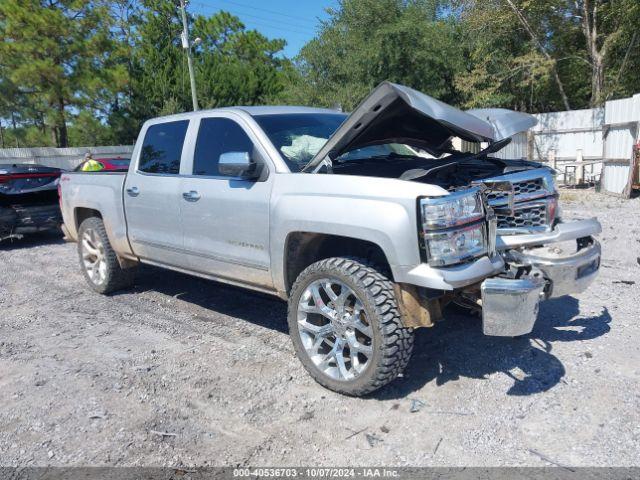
[[39, 111, 46, 134], [56, 97, 68, 147], [591, 54, 605, 106], [50, 126, 59, 147], [581, 0, 605, 106], [503, 0, 571, 110], [10, 112, 19, 148]]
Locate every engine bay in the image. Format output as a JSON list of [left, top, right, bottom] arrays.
[[330, 153, 544, 190]]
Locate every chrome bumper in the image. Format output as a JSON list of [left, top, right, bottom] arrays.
[[496, 217, 602, 250], [481, 276, 545, 336], [506, 238, 601, 298], [482, 223, 601, 336]]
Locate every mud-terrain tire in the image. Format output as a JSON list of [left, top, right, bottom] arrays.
[[77, 217, 135, 294], [288, 257, 414, 396]]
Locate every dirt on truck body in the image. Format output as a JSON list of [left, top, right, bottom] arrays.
[[59, 82, 602, 396]]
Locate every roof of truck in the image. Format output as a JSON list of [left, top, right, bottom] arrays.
[[237, 106, 343, 116], [149, 106, 343, 123]]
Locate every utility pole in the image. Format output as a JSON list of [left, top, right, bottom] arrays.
[[179, 0, 199, 111]]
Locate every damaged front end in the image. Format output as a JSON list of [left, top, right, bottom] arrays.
[[478, 171, 601, 337], [409, 168, 601, 336], [479, 232, 601, 337], [298, 81, 602, 336]]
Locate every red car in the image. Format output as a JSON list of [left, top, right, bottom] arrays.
[[74, 157, 131, 172]]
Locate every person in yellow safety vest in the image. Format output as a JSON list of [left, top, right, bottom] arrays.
[[80, 153, 104, 172]]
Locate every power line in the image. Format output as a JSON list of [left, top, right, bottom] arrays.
[[194, 0, 319, 25], [192, 0, 314, 32], [192, 1, 315, 36]]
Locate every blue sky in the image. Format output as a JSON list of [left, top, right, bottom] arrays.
[[189, 0, 339, 58]]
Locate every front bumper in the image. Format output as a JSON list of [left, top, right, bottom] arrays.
[[482, 234, 601, 336], [481, 276, 545, 336], [394, 218, 602, 335], [505, 238, 601, 298]]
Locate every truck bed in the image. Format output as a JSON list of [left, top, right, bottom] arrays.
[[59, 171, 132, 255]]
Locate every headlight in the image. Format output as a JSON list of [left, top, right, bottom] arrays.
[[420, 188, 484, 229], [423, 222, 487, 267], [419, 188, 488, 267]]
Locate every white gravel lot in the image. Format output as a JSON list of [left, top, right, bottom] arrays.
[[0, 191, 638, 468]]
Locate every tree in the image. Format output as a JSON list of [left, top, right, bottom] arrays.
[[118, 1, 288, 141], [285, 0, 465, 111], [192, 11, 288, 108], [575, 0, 640, 105], [455, 0, 640, 110], [0, 0, 126, 147]]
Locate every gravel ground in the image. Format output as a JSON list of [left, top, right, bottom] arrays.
[[0, 191, 639, 468]]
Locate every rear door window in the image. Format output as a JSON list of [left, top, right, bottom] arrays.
[[138, 120, 189, 174], [193, 117, 255, 176]]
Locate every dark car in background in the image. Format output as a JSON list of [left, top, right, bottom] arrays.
[[0, 163, 63, 240]]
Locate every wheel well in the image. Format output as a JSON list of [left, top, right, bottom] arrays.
[[284, 232, 391, 295], [75, 207, 102, 231]]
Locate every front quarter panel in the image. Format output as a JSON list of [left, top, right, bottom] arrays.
[[270, 173, 447, 293]]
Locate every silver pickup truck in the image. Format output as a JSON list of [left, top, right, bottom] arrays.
[[59, 82, 602, 396]]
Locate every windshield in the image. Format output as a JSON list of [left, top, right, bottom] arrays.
[[253, 113, 422, 171]]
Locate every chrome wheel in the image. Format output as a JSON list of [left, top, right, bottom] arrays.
[[81, 228, 107, 285], [297, 278, 374, 381]]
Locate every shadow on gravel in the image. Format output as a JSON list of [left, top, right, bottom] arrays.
[[0, 229, 65, 250], [374, 296, 611, 400], [124, 265, 288, 334], [113, 264, 612, 399]]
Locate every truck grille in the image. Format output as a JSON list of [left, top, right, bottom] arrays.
[[496, 202, 549, 230], [480, 169, 556, 234], [486, 178, 546, 204]]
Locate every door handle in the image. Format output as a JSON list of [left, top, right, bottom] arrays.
[[182, 190, 201, 202], [126, 186, 139, 197]]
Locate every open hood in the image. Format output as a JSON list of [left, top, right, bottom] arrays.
[[302, 82, 537, 172], [466, 108, 537, 142]]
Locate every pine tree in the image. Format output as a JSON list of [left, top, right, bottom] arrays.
[[0, 0, 124, 147]]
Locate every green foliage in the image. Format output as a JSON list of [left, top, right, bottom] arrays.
[[127, 0, 189, 120], [68, 111, 117, 146], [454, 0, 565, 110], [110, 1, 289, 143], [192, 12, 288, 108], [0, 0, 125, 146], [286, 0, 465, 110], [455, 0, 640, 110], [1, 0, 639, 148], [0, 124, 53, 149]]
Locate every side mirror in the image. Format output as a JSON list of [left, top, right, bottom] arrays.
[[218, 151, 260, 180]]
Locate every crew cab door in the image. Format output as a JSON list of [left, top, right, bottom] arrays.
[[124, 118, 191, 268], [179, 113, 273, 288]]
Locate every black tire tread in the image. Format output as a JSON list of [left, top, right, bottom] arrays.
[[288, 256, 414, 396]]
